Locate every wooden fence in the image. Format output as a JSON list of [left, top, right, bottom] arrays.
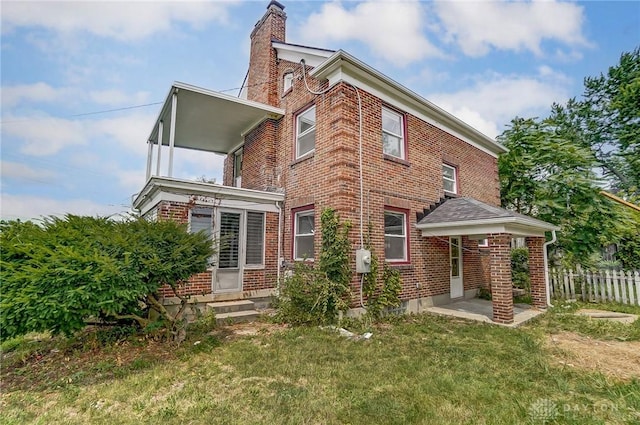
[[549, 268, 640, 306]]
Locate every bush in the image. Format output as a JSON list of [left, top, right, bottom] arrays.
[[276, 208, 352, 325], [0, 215, 214, 341], [511, 247, 530, 290]]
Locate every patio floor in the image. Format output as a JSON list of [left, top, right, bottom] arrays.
[[425, 298, 545, 327]]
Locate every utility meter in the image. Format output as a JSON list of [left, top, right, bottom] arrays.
[[356, 249, 371, 273]]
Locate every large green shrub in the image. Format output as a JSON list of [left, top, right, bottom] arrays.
[[0, 215, 214, 341]]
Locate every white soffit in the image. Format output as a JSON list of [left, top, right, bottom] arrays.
[[273, 42, 334, 68], [148, 82, 284, 154]]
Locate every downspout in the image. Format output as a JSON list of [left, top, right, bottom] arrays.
[[275, 200, 283, 295], [543, 230, 557, 308]]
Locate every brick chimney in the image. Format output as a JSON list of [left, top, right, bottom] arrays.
[[246, 1, 286, 106]]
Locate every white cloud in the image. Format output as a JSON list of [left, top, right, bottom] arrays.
[[2, 115, 87, 156], [296, 0, 442, 65], [1, 1, 239, 42], [0, 193, 128, 221], [433, 0, 589, 57], [1, 82, 71, 108], [0, 161, 57, 183], [2, 112, 155, 157], [429, 68, 571, 138]]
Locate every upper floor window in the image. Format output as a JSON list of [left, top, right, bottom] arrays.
[[283, 72, 294, 94], [296, 105, 316, 159], [384, 209, 408, 262], [233, 148, 243, 188], [478, 238, 488, 248], [443, 164, 457, 194], [294, 208, 314, 260], [382, 106, 405, 159]]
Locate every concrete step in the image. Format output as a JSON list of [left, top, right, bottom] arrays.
[[207, 300, 255, 314], [215, 309, 261, 325]]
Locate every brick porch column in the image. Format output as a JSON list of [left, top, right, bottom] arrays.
[[526, 236, 548, 309], [489, 233, 513, 324]]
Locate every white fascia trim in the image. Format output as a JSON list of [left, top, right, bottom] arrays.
[[148, 81, 285, 142], [273, 42, 333, 68], [417, 218, 558, 238], [310, 51, 507, 158], [416, 216, 559, 231], [133, 176, 284, 211]]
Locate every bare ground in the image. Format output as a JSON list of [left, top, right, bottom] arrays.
[[547, 331, 640, 381]]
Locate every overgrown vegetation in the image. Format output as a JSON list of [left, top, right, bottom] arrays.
[[276, 208, 352, 325], [362, 225, 402, 319], [0, 215, 214, 342], [2, 306, 639, 424]]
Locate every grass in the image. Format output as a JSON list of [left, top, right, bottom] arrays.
[[1, 303, 639, 425]]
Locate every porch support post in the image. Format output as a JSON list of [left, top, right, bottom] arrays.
[[156, 121, 163, 176], [145, 140, 153, 181], [526, 236, 547, 309], [168, 92, 177, 178], [489, 233, 514, 324]]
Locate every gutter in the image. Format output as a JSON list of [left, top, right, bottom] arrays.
[[543, 230, 557, 308]]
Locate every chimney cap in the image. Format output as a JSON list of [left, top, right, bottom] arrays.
[[267, 0, 285, 11]]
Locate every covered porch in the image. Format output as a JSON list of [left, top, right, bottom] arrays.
[[143, 81, 284, 181], [416, 197, 559, 324]]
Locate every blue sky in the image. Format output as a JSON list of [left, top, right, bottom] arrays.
[[1, 0, 638, 220]]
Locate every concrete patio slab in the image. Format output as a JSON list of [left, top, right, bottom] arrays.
[[425, 298, 545, 327]]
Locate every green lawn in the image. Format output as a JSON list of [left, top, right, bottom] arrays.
[[2, 302, 639, 425]]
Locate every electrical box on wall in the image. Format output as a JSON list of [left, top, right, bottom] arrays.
[[356, 249, 371, 273]]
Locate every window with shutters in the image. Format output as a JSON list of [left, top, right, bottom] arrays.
[[245, 212, 265, 266]]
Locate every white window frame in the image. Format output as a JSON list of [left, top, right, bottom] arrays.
[[478, 238, 488, 248], [382, 106, 405, 159], [283, 72, 294, 94], [384, 209, 408, 262], [294, 209, 314, 260], [295, 105, 316, 159], [189, 206, 215, 268], [233, 148, 243, 188], [443, 164, 458, 194]]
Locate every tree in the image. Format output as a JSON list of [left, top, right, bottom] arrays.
[[551, 48, 640, 196], [498, 117, 632, 265], [0, 215, 214, 341]]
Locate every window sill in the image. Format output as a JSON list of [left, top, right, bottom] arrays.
[[386, 262, 413, 271], [383, 154, 410, 167], [244, 265, 266, 271], [282, 87, 292, 98], [291, 152, 314, 167]]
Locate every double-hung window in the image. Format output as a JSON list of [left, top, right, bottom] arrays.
[[283, 72, 294, 94], [294, 208, 314, 260], [190, 207, 214, 266], [382, 106, 405, 159], [384, 209, 408, 262], [443, 164, 457, 194], [296, 105, 316, 158]]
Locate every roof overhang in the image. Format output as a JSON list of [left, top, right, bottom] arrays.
[[310, 50, 508, 158], [416, 216, 560, 238], [133, 176, 285, 215], [273, 41, 334, 68], [148, 82, 285, 154]]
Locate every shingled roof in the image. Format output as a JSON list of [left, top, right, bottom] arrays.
[[416, 197, 558, 237]]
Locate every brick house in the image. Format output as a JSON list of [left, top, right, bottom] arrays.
[[133, 1, 558, 324]]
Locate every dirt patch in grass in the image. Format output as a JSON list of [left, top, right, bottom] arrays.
[[218, 321, 289, 339], [547, 331, 640, 381]]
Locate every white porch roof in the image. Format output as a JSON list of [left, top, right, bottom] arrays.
[[148, 81, 285, 154]]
